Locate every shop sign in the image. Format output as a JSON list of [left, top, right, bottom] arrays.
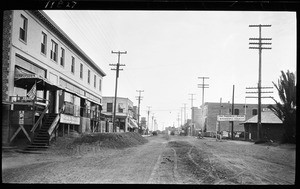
[[217, 115, 246, 122], [19, 111, 24, 124], [60, 114, 80, 125], [15, 74, 38, 79]]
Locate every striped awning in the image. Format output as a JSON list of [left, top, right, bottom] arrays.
[[129, 118, 138, 128], [14, 67, 63, 91]]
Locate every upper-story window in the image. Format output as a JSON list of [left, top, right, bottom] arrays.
[[99, 79, 102, 92], [107, 103, 113, 112], [41, 32, 47, 54], [118, 103, 124, 113], [71, 56, 75, 73], [94, 75, 96, 88], [19, 14, 28, 42], [234, 109, 239, 115], [60, 48, 65, 66], [50, 40, 58, 62], [87, 70, 90, 84], [80, 63, 83, 79], [252, 109, 258, 116]]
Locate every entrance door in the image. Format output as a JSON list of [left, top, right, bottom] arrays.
[[48, 90, 56, 113]]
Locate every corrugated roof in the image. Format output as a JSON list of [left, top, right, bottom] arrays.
[[243, 111, 283, 124]]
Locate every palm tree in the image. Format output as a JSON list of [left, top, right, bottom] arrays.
[[268, 70, 296, 143]]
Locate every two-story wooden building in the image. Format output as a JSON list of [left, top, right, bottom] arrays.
[[2, 10, 106, 147], [101, 97, 138, 132]]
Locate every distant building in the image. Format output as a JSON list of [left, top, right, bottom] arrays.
[[140, 117, 147, 133], [101, 97, 138, 132], [194, 102, 274, 136], [242, 110, 283, 142]]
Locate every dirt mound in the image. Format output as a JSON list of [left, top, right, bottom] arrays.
[[72, 132, 148, 148], [48, 132, 148, 156]]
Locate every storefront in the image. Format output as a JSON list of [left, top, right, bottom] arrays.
[[9, 63, 62, 144]]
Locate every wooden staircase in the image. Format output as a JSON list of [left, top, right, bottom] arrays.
[[22, 113, 57, 153]]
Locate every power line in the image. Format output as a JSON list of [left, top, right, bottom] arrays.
[[63, 11, 113, 66]]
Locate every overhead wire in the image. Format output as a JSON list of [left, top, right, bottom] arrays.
[[64, 11, 114, 66]]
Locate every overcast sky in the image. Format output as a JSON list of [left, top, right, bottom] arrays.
[[44, 10, 296, 130]]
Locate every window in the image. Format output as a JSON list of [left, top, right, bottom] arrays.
[[80, 64, 83, 79], [107, 103, 113, 112], [41, 32, 47, 54], [99, 79, 102, 92], [234, 109, 239, 115], [87, 70, 90, 84], [252, 109, 258, 115], [19, 15, 28, 42], [118, 103, 124, 113], [94, 75, 96, 88], [50, 40, 58, 62], [60, 48, 65, 66], [71, 56, 75, 73]]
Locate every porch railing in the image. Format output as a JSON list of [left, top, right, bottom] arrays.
[[30, 101, 50, 134]]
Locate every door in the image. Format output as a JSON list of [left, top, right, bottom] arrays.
[[48, 90, 56, 113]]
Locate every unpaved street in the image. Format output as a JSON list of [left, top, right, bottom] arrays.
[[2, 135, 295, 184]]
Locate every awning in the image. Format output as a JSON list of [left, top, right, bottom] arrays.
[[63, 87, 102, 106], [102, 112, 127, 119], [14, 68, 63, 91], [129, 118, 138, 128], [63, 87, 87, 99]]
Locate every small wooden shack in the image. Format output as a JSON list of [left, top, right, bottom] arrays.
[[243, 111, 283, 142]]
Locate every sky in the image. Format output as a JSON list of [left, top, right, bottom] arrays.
[[44, 10, 296, 130]]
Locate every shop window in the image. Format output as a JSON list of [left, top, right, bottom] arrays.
[[19, 14, 27, 42], [252, 109, 258, 115], [15, 55, 46, 78]]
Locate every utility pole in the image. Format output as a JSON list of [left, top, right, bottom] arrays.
[[152, 113, 155, 131], [147, 106, 151, 133], [231, 85, 235, 140], [177, 113, 180, 128], [136, 90, 144, 134], [218, 97, 222, 134], [198, 77, 209, 132], [189, 93, 196, 136], [246, 86, 274, 140], [180, 107, 183, 127], [198, 77, 209, 108], [188, 93, 196, 109], [183, 103, 187, 126], [189, 94, 196, 119], [249, 24, 272, 142], [110, 50, 127, 132]]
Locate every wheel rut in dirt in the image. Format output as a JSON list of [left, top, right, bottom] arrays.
[[167, 140, 239, 184]]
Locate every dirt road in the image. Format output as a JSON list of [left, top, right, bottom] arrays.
[[2, 135, 295, 184]]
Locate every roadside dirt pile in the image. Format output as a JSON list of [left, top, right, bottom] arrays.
[[49, 132, 148, 156], [72, 132, 148, 148]]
